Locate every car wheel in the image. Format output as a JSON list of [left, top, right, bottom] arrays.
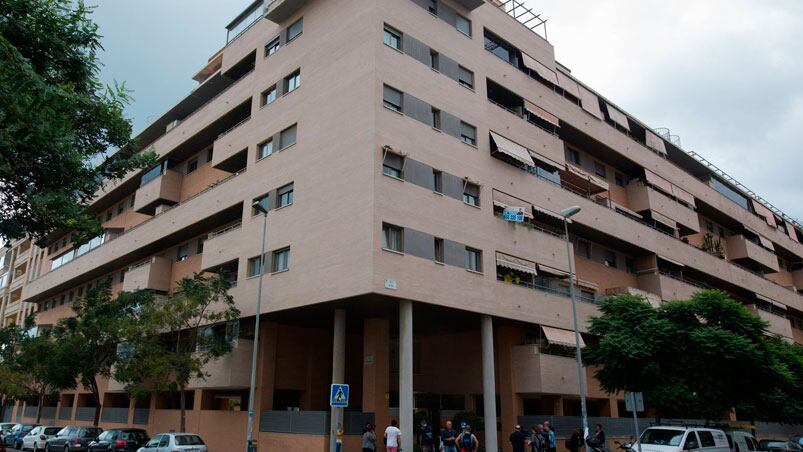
[[44, 444, 50, 452]]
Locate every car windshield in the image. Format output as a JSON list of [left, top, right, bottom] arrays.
[[640, 429, 685, 446], [175, 435, 205, 445], [122, 430, 148, 442], [10, 425, 21, 433], [22, 425, 36, 432], [44, 427, 62, 435]]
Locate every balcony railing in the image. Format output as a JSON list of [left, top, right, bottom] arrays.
[[496, 275, 599, 305], [209, 222, 242, 239]]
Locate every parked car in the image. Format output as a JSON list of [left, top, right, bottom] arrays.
[[0, 423, 18, 442], [45, 426, 103, 452], [5, 424, 41, 450], [635, 426, 730, 452], [790, 436, 803, 448], [726, 431, 760, 452], [136, 433, 207, 452], [88, 429, 149, 452], [22, 426, 63, 452], [758, 440, 803, 452]]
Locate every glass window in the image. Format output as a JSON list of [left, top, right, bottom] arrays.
[[176, 245, 189, 262], [429, 49, 439, 70], [594, 161, 607, 178], [578, 240, 591, 259], [604, 250, 617, 268], [252, 194, 269, 215], [258, 138, 274, 159], [272, 247, 290, 272], [196, 238, 205, 254], [175, 435, 204, 446], [265, 37, 280, 56], [278, 183, 294, 207], [382, 224, 403, 252], [484, 32, 512, 63], [706, 221, 714, 233], [460, 121, 476, 145], [458, 66, 474, 89], [284, 70, 301, 93], [427, 0, 437, 14], [431, 108, 441, 129], [432, 170, 442, 193], [640, 429, 685, 447], [383, 152, 404, 178], [684, 432, 700, 450], [158, 436, 169, 447], [463, 182, 479, 206], [625, 257, 635, 274], [567, 148, 581, 165], [280, 124, 297, 149], [247, 256, 264, 277], [261, 85, 277, 106], [383, 85, 403, 112], [187, 158, 198, 174], [456, 14, 471, 36], [434, 238, 444, 263], [698, 432, 715, 448], [615, 172, 625, 187], [287, 18, 303, 41], [383, 25, 402, 50], [465, 247, 482, 272]]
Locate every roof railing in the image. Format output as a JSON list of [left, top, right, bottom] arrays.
[[493, 0, 548, 42]]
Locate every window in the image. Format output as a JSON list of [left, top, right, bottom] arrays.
[[427, 0, 437, 14], [196, 238, 205, 255], [683, 432, 699, 450], [272, 247, 290, 272], [383, 152, 404, 178], [578, 240, 591, 259], [429, 49, 439, 70], [434, 238, 444, 263], [594, 161, 607, 179], [431, 107, 441, 129], [206, 149, 213, 163], [382, 223, 403, 252], [465, 247, 482, 272], [261, 85, 277, 106], [383, 25, 402, 50], [280, 124, 297, 149], [463, 182, 479, 206], [625, 257, 635, 274], [458, 66, 474, 89], [697, 432, 715, 448], [718, 227, 725, 237], [287, 18, 303, 41], [247, 256, 264, 277], [284, 70, 301, 93], [705, 221, 714, 233], [117, 202, 124, 215], [265, 37, 280, 56], [432, 170, 443, 193], [568, 148, 581, 165], [604, 250, 617, 268], [383, 85, 403, 112], [615, 172, 625, 187], [187, 158, 198, 174], [278, 183, 294, 208], [456, 14, 471, 36], [106, 211, 113, 221], [252, 194, 269, 215], [129, 196, 135, 207], [176, 245, 189, 262], [484, 32, 512, 63], [460, 122, 476, 145], [258, 138, 274, 159]]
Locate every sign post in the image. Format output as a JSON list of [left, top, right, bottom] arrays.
[[625, 392, 644, 452], [330, 384, 349, 452]]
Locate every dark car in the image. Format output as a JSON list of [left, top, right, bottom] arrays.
[[5, 424, 41, 449], [88, 429, 149, 452], [758, 440, 803, 452], [45, 426, 103, 452]]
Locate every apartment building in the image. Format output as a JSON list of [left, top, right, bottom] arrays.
[[4, 0, 803, 451], [0, 239, 35, 327]]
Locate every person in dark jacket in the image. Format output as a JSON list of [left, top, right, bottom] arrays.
[[510, 425, 527, 452], [566, 429, 582, 452]]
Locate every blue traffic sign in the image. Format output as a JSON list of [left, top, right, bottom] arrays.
[[330, 384, 349, 407]]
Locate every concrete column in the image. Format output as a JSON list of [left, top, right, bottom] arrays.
[[256, 321, 279, 414], [399, 300, 414, 451], [363, 318, 390, 433], [497, 326, 522, 452], [482, 316, 499, 452], [329, 309, 346, 452], [609, 397, 620, 418]]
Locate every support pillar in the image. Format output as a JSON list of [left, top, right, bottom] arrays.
[[363, 318, 390, 434], [497, 326, 522, 452], [329, 309, 346, 452], [482, 316, 499, 452], [609, 397, 620, 418], [399, 300, 414, 451], [256, 322, 279, 414]]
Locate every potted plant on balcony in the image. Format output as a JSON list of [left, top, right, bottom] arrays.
[[701, 233, 726, 259]]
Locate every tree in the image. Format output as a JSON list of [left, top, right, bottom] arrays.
[[0, 323, 27, 421], [115, 273, 240, 432], [52, 284, 154, 426], [0, 0, 155, 245], [584, 290, 803, 423]]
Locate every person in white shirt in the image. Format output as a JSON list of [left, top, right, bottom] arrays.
[[385, 419, 402, 452]]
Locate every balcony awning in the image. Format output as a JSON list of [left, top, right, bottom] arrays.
[[755, 293, 785, 310], [562, 163, 609, 194], [490, 132, 535, 167], [542, 325, 585, 348], [492, 190, 533, 219], [578, 84, 603, 120], [605, 103, 631, 131], [538, 264, 570, 278], [532, 204, 564, 221], [658, 254, 685, 268], [611, 201, 643, 219], [757, 235, 775, 251], [525, 100, 560, 127], [651, 211, 677, 230], [528, 149, 564, 170], [644, 169, 673, 195], [646, 130, 667, 155], [556, 70, 581, 98], [786, 221, 800, 242], [671, 185, 696, 207], [496, 252, 537, 275], [575, 278, 599, 290], [521, 52, 558, 84], [751, 199, 777, 228]]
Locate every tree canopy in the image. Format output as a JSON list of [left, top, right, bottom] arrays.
[[0, 0, 154, 245], [584, 290, 803, 423]]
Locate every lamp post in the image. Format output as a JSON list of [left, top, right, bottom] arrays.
[[246, 200, 269, 452], [560, 205, 589, 446]]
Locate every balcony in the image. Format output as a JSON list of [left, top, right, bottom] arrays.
[[265, 0, 306, 23], [201, 223, 243, 271], [748, 305, 793, 340], [726, 234, 779, 273], [793, 269, 803, 290], [188, 339, 253, 388], [605, 286, 661, 307], [453, 0, 485, 9], [512, 345, 580, 395], [626, 183, 700, 234], [133, 169, 183, 215], [637, 272, 702, 302], [122, 256, 174, 293]]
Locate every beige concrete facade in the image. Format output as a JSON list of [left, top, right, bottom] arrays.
[[4, 0, 803, 451]]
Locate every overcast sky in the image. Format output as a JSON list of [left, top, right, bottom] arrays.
[[90, 0, 803, 220]]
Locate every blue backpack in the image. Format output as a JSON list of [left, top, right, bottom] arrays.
[[462, 432, 474, 448]]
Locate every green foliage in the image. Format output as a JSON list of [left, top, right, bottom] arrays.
[[0, 0, 155, 245], [584, 290, 803, 422]]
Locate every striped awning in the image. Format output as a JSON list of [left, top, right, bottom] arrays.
[[542, 325, 585, 348], [537, 264, 570, 278], [490, 131, 534, 167], [496, 252, 537, 275], [520, 52, 558, 84], [646, 130, 667, 155], [525, 100, 560, 127], [605, 103, 631, 131]]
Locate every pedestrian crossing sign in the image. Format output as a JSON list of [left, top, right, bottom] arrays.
[[330, 384, 350, 407]]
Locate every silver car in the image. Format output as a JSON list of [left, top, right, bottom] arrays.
[[136, 433, 207, 452], [22, 426, 63, 452]]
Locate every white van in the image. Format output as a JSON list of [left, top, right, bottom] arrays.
[[634, 427, 730, 452], [725, 430, 760, 452]]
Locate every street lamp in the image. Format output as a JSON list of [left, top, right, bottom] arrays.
[[560, 205, 589, 445], [246, 200, 269, 452]]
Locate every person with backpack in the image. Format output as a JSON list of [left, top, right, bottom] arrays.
[[543, 421, 557, 452], [419, 419, 435, 452], [456, 424, 478, 452], [527, 424, 546, 452]]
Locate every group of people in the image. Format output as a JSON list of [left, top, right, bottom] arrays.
[[510, 422, 607, 452]]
